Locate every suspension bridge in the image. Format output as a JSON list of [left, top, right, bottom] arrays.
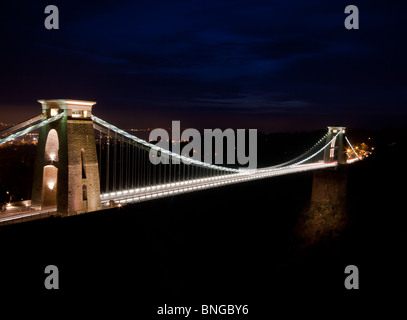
[[0, 99, 361, 225]]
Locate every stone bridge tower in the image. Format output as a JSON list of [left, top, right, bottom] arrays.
[[323, 126, 346, 164], [31, 99, 101, 215], [301, 126, 349, 245]]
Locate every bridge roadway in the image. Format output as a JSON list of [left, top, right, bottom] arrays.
[[0, 207, 57, 226], [0, 161, 343, 225], [100, 161, 339, 206]]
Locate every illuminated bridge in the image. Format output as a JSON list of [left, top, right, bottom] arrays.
[[0, 99, 361, 225]]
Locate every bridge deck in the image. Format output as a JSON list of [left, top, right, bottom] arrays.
[[0, 207, 57, 226], [101, 161, 338, 206], [0, 160, 355, 226]]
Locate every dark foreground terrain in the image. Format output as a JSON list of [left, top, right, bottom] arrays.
[[0, 129, 405, 317]]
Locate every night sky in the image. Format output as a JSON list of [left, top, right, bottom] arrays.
[[0, 0, 406, 132]]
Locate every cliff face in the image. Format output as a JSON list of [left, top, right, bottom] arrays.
[[297, 167, 348, 246]]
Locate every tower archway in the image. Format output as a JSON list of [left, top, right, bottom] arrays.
[[45, 129, 59, 162], [42, 165, 58, 207]]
